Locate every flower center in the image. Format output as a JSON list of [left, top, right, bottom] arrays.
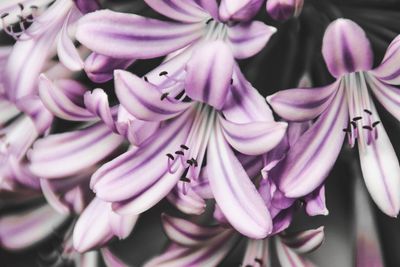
[[203, 18, 228, 41], [167, 104, 216, 191], [343, 72, 381, 149]]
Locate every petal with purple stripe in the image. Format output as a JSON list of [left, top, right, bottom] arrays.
[[276, 238, 316, 267], [76, 10, 204, 59], [280, 227, 325, 254], [228, 21, 276, 59], [185, 41, 234, 110], [219, 0, 264, 22], [267, 80, 340, 122], [322, 19, 373, 78], [29, 122, 124, 178], [207, 122, 272, 239], [114, 70, 190, 121], [144, 0, 208, 23], [220, 116, 287, 155], [278, 85, 348, 198]]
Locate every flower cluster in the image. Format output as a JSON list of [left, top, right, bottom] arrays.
[[1, 0, 398, 266]]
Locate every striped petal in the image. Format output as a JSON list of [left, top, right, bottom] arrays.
[[222, 65, 274, 123], [57, 9, 84, 71], [91, 109, 194, 214], [367, 74, 400, 122], [358, 106, 400, 217], [192, 0, 219, 19], [280, 227, 325, 254], [276, 238, 316, 267], [29, 122, 124, 179], [167, 186, 206, 215], [207, 122, 272, 239], [220, 116, 287, 155], [73, 0, 100, 14], [278, 85, 348, 198], [38, 74, 95, 121], [185, 41, 234, 110], [304, 186, 329, 216], [101, 248, 130, 267], [114, 70, 190, 121], [144, 0, 209, 23], [266, 0, 304, 21], [227, 21, 276, 59], [322, 19, 373, 78], [84, 89, 117, 132], [0, 204, 68, 250], [370, 35, 400, 85], [161, 214, 224, 246], [76, 10, 204, 59], [219, 0, 263, 22], [267, 80, 340, 122], [144, 232, 237, 267], [84, 53, 135, 83]]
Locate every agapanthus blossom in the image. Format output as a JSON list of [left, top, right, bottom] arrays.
[[268, 18, 400, 217], [89, 45, 287, 239]]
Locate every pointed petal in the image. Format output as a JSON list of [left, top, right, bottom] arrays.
[[322, 19, 373, 78], [207, 123, 272, 239], [220, 116, 287, 155], [84, 88, 117, 132], [358, 109, 400, 217], [304, 186, 329, 216], [76, 10, 204, 59], [91, 109, 194, 214], [367, 74, 400, 122], [278, 85, 348, 198], [73, 198, 114, 252], [266, 0, 304, 21], [109, 210, 138, 239], [0, 204, 68, 250], [222, 65, 274, 123], [185, 41, 234, 109], [161, 214, 224, 246], [57, 9, 84, 71], [84, 53, 135, 83], [144, 0, 208, 23], [38, 74, 95, 121], [29, 123, 123, 178], [370, 35, 400, 85], [219, 0, 263, 21], [276, 238, 316, 267], [267, 80, 339, 122], [281, 227, 325, 254], [15, 96, 53, 134], [114, 70, 190, 121], [228, 21, 276, 59]]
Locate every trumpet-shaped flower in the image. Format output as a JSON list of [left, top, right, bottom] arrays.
[[268, 18, 400, 217]]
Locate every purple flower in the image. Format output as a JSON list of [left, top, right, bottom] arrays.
[[89, 52, 287, 239], [268, 18, 400, 217]]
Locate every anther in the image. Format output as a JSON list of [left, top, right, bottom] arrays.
[[180, 177, 190, 183], [230, 78, 233, 85], [206, 18, 213, 24], [364, 109, 372, 115], [363, 126, 373, 131], [1, 13, 9, 19], [186, 159, 193, 166], [30, 5, 39, 10], [160, 93, 169, 101], [343, 128, 351, 133], [372, 121, 381, 127], [191, 158, 198, 167], [175, 151, 184, 156], [166, 153, 174, 160], [18, 3, 24, 10], [144, 76, 148, 82], [180, 144, 189, 150], [350, 121, 357, 128], [352, 116, 362, 121], [159, 71, 168, 76]]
